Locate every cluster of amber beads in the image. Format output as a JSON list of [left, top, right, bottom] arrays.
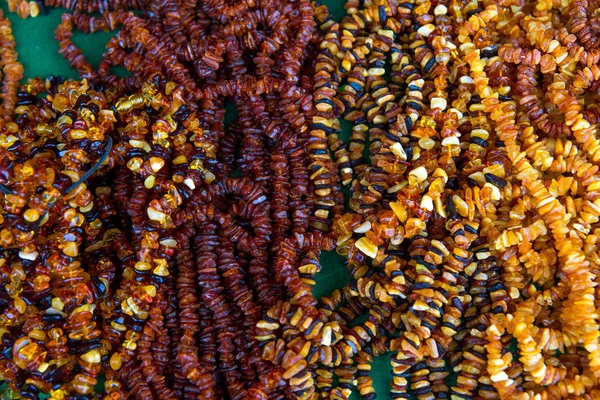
[[10, 0, 142, 19], [253, 0, 600, 399], [6, 0, 40, 19], [4, 0, 600, 398], [42, 0, 335, 239], [2, 1, 337, 399], [0, 71, 324, 399]]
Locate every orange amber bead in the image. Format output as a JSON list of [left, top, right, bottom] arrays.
[[12, 337, 46, 371]]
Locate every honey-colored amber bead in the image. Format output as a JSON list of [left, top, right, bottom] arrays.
[[389, 202, 408, 222], [80, 349, 101, 364], [144, 175, 156, 189], [62, 242, 79, 257], [13, 337, 46, 370], [355, 237, 378, 258], [104, 380, 122, 393], [71, 373, 96, 394], [134, 261, 152, 271], [6, 122, 18, 133], [126, 157, 143, 172], [142, 285, 157, 298], [49, 388, 66, 400], [14, 296, 27, 313], [23, 208, 40, 222], [32, 275, 50, 292]]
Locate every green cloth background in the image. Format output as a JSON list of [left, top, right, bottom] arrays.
[[0, 1, 398, 398]]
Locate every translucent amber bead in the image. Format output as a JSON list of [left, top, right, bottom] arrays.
[[195, 141, 217, 159], [23, 209, 40, 222], [0, 134, 18, 148], [32, 275, 50, 292], [416, 117, 437, 131], [105, 379, 122, 392], [71, 373, 96, 394], [62, 242, 79, 257], [172, 155, 187, 165], [109, 353, 122, 370], [190, 159, 203, 170], [404, 218, 427, 238], [68, 129, 88, 140], [49, 388, 66, 400], [10, 264, 25, 282], [153, 263, 169, 277], [167, 186, 182, 206], [408, 167, 428, 185], [146, 207, 170, 225], [69, 212, 85, 227], [0, 230, 14, 247], [88, 219, 102, 231], [28, 330, 46, 341], [144, 175, 155, 189], [355, 237, 378, 258], [14, 296, 26, 313], [80, 349, 101, 364], [140, 231, 158, 249], [389, 202, 408, 222], [203, 169, 216, 184], [380, 161, 407, 174], [111, 322, 126, 332], [172, 134, 186, 147], [13, 337, 46, 370], [115, 94, 145, 113], [134, 261, 151, 271], [20, 163, 35, 177], [365, 230, 384, 246], [126, 157, 143, 172], [379, 210, 399, 227], [375, 223, 395, 239], [333, 214, 362, 236], [51, 298, 65, 312], [14, 230, 34, 244], [79, 201, 94, 213], [123, 339, 137, 351], [86, 126, 104, 141], [142, 285, 156, 298], [336, 241, 350, 256], [6, 122, 18, 133], [122, 267, 135, 280], [102, 228, 121, 242], [162, 193, 180, 209], [6, 194, 26, 208], [148, 156, 164, 172]]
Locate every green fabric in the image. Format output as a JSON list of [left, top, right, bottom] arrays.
[[2, 2, 398, 398]]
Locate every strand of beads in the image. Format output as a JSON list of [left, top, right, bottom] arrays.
[[0, 9, 23, 124]]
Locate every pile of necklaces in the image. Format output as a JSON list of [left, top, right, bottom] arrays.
[[0, 0, 599, 399]]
